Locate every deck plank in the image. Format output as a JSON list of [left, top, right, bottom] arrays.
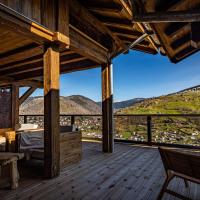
[[0, 142, 200, 200]]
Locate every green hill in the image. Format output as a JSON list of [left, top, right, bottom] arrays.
[[117, 90, 200, 114], [115, 90, 200, 146]]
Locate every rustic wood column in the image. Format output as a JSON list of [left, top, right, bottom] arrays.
[[44, 46, 60, 178], [101, 62, 114, 153], [11, 84, 19, 130]]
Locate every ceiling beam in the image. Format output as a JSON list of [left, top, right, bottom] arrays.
[[13, 60, 99, 80], [0, 54, 88, 77], [0, 44, 43, 66], [69, 25, 108, 63], [132, 10, 200, 23], [88, 4, 123, 15], [69, 0, 125, 55], [0, 78, 43, 88], [115, 1, 159, 52], [0, 50, 75, 72]]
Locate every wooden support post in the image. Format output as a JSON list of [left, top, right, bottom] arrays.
[[43, 46, 60, 178], [11, 84, 19, 131], [24, 116, 28, 124], [147, 116, 152, 145], [71, 115, 75, 126], [101, 63, 114, 153]]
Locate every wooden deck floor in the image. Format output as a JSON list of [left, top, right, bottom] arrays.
[[1, 141, 200, 200]]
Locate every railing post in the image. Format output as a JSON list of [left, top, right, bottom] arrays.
[[147, 116, 152, 145], [71, 115, 75, 126], [24, 115, 28, 124]]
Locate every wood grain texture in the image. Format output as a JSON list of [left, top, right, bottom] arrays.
[[0, 142, 200, 199], [43, 46, 60, 178], [102, 63, 114, 153], [60, 131, 82, 169], [11, 84, 19, 131]]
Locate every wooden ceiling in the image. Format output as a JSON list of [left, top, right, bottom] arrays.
[[0, 23, 98, 84], [80, 0, 200, 63], [79, 0, 159, 55], [139, 0, 200, 63], [0, 0, 200, 87]]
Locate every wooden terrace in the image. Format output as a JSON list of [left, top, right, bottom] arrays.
[[1, 141, 200, 200]]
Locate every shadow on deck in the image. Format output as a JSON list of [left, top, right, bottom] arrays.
[[0, 141, 200, 200]]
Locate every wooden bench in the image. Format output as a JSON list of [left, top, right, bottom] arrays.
[[0, 153, 24, 189], [157, 147, 200, 200]]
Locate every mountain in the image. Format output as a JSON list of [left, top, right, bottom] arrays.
[[97, 98, 145, 110], [117, 90, 200, 114], [20, 85, 200, 115], [113, 98, 145, 110], [20, 95, 101, 115]]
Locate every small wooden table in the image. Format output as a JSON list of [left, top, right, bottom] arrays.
[[0, 153, 24, 189]]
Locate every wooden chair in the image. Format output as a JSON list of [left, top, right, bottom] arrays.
[[157, 147, 200, 200]]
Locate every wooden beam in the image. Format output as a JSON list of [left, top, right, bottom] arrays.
[[0, 44, 43, 66], [120, 32, 150, 54], [132, 10, 200, 23], [19, 87, 37, 105], [18, 80, 43, 88], [13, 59, 99, 80], [0, 3, 69, 46], [131, 45, 157, 55], [69, 0, 125, 55], [0, 78, 43, 88], [0, 50, 74, 72], [70, 25, 108, 64], [0, 55, 87, 77], [88, 4, 123, 15], [57, 0, 69, 37], [11, 84, 19, 131], [112, 1, 158, 52], [136, 23, 159, 53], [100, 16, 133, 30], [43, 45, 60, 178], [101, 63, 114, 153]]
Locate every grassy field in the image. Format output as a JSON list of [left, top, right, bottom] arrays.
[[116, 90, 200, 145], [118, 91, 200, 114]]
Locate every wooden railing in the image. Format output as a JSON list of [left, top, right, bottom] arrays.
[[19, 114, 200, 149]]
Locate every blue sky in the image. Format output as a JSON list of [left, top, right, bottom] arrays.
[[23, 50, 200, 102]]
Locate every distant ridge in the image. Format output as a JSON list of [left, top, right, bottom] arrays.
[[113, 98, 145, 110], [167, 85, 200, 96], [118, 88, 200, 114], [20, 95, 101, 115], [96, 98, 145, 110], [20, 85, 200, 115]]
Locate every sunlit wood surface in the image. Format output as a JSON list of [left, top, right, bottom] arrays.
[[1, 141, 200, 200]]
